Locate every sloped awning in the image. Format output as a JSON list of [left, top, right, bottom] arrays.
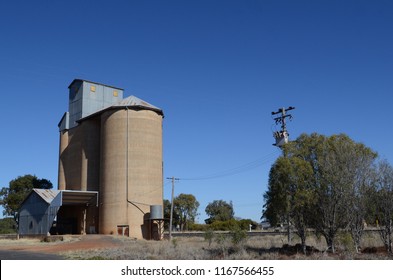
[[59, 190, 98, 206]]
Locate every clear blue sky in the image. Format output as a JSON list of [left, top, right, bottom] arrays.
[[1, 0, 392, 223]]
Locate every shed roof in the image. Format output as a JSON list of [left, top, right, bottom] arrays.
[[25, 189, 98, 207], [33, 189, 60, 204], [60, 190, 98, 206]]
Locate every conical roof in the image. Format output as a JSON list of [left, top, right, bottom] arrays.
[[78, 95, 163, 123], [113, 96, 162, 113]]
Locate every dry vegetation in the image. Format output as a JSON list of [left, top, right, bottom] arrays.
[[58, 231, 392, 260], [1, 231, 391, 260]]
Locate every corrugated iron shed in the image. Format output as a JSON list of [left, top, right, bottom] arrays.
[[19, 189, 99, 236]]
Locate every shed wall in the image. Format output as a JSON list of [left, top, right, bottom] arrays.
[[18, 192, 60, 236]]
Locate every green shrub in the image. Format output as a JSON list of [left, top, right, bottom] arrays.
[[215, 233, 229, 259], [337, 231, 356, 253], [230, 227, 248, 246], [207, 219, 258, 231], [0, 218, 17, 234], [183, 219, 258, 232], [188, 223, 208, 231], [171, 238, 178, 249], [209, 219, 238, 231], [204, 229, 214, 247]]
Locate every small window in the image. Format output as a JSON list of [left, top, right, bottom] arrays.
[[113, 90, 118, 97], [90, 85, 96, 92]]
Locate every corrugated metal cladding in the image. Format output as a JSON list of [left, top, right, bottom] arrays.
[[18, 189, 98, 236], [114, 96, 163, 114], [77, 95, 164, 123], [18, 190, 61, 236], [32, 189, 60, 204], [65, 79, 124, 129], [58, 112, 69, 131], [60, 191, 98, 206]]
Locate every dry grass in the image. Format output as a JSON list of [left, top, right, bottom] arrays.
[[59, 232, 392, 260], [1, 231, 389, 260], [60, 236, 211, 260]]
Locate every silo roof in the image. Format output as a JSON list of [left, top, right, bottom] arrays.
[[78, 95, 164, 123], [114, 95, 162, 113], [68, 79, 124, 90]]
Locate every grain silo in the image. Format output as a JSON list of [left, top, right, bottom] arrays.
[[58, 79, 164, 239]]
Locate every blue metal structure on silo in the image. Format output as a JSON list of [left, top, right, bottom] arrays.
[[65, 79, 124, 129]]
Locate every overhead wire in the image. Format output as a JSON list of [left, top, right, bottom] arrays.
[[178, 150, 280, 181]]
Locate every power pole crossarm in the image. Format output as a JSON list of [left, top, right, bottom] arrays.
[[271, 106, 295, 132], [271, 106, 295, 148]]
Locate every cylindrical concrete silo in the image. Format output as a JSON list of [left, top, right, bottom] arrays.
[[80, 118, 101, 192], [58, 130, 68, 191], [99, 109, 128, 235], [99, 107, 163, 239]]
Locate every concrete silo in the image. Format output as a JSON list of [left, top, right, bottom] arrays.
[[58, 79, 164, 239]]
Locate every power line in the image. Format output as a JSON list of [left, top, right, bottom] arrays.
[[177, 151, 280, 181]]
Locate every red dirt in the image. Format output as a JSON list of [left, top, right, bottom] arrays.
[[1, 235, 123, 254]]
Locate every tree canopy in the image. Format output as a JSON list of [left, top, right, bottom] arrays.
[[173, 193, 199, 231], [0, 174, 53, 218], [263, 133, 379, 253], [205, 199, 234, 224], [372, 160, 393, 253], [0, 217, 17, 234]]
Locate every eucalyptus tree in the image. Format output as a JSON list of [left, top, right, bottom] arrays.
[[163, 199, 179, 230], [0, 174, 53, 219], [287, 157, 315, 254], [264, 155, 315, 254], [263, 158, 292, 228], [346, 147, 378, 253], [205, 200, 234, 224], [264, 133, 377, 253], [372, 160, 393, 253], [314, 134, 377, 252], [173, 193, 199, 231]]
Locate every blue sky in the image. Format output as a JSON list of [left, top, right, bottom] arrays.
[[1, 0, 392, 223]]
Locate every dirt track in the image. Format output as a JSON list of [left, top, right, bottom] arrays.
[[0, 235, 123, 256]]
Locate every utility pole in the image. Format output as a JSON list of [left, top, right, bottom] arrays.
[[271, 106, 295, 245], [271, 106, 295, 148], [167, 176, 179, 241]]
